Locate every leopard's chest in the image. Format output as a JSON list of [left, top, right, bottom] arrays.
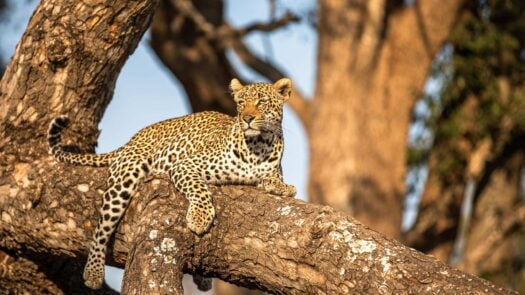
[[150, 131, 282, 184], [204, 144, 280, 184]]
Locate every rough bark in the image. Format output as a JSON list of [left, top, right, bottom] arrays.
[[308, 0, 466, 239], [2, 159, 515, 294], [0, 0, 158, 292], [119, 183, 516, 295], [0, 249, 63, 294], [0, 0, 159, 157]]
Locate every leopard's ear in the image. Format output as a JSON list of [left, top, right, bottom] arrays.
[[273, 78, 292, 101], [229, 78, 244, 94]]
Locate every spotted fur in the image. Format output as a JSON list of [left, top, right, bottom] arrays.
[[48, 78, 296, 289]]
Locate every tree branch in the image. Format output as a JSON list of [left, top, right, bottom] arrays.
[[169, 0, 216, 37], [1, 157, 515, 293], [171, 0, 299, 40], [118, 183, 516, 294], [0, 0, 160, 156], [237, 11, 300, 36], [0, 250, 62, 294]]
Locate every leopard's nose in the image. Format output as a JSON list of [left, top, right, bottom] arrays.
[[242, 114, 255, 124]]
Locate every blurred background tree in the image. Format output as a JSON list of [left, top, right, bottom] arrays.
[[406, 0, 525, 291], [1, 0, 523, 293]]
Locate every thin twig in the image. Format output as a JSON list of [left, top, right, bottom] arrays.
[[171, 0, 299, 40]]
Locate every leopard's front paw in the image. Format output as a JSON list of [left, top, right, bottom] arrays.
[[258, 178, 296, 198], [282, 184, 296, 198], [186, 204, 215, 235]]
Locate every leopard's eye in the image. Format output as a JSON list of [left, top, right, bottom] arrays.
[[257, 96, 269, 105]]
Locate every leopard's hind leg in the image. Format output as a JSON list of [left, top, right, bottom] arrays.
[[83, 153, 150, 289]]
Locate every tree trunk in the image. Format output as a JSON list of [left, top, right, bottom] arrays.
[[0, 0, 158, 292], [406, 1, 525, 290], [308, 0, 466, 239]]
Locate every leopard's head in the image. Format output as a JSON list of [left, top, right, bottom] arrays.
[[230, 78, 291, 137]]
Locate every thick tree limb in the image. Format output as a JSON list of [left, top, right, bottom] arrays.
[[0, 0, 159, 156], [0, 250, 62, 294], [0, 159, 515, 294]]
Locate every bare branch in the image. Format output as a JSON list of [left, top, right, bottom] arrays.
[[171, 0, 299, 40], [237, 11, 300, 36], [170, 0, 215, 37]]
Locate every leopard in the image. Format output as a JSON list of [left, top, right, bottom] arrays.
[[47, 78, 296, 290]]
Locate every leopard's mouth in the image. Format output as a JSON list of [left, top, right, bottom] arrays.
[[243, 127, 261, 137]]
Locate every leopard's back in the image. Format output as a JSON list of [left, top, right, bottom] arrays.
[[126, 111, 235, 157], [48, 111, 235, 167]]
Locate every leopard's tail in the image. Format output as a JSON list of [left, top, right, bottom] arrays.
[[48, 115, 115, 167]]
